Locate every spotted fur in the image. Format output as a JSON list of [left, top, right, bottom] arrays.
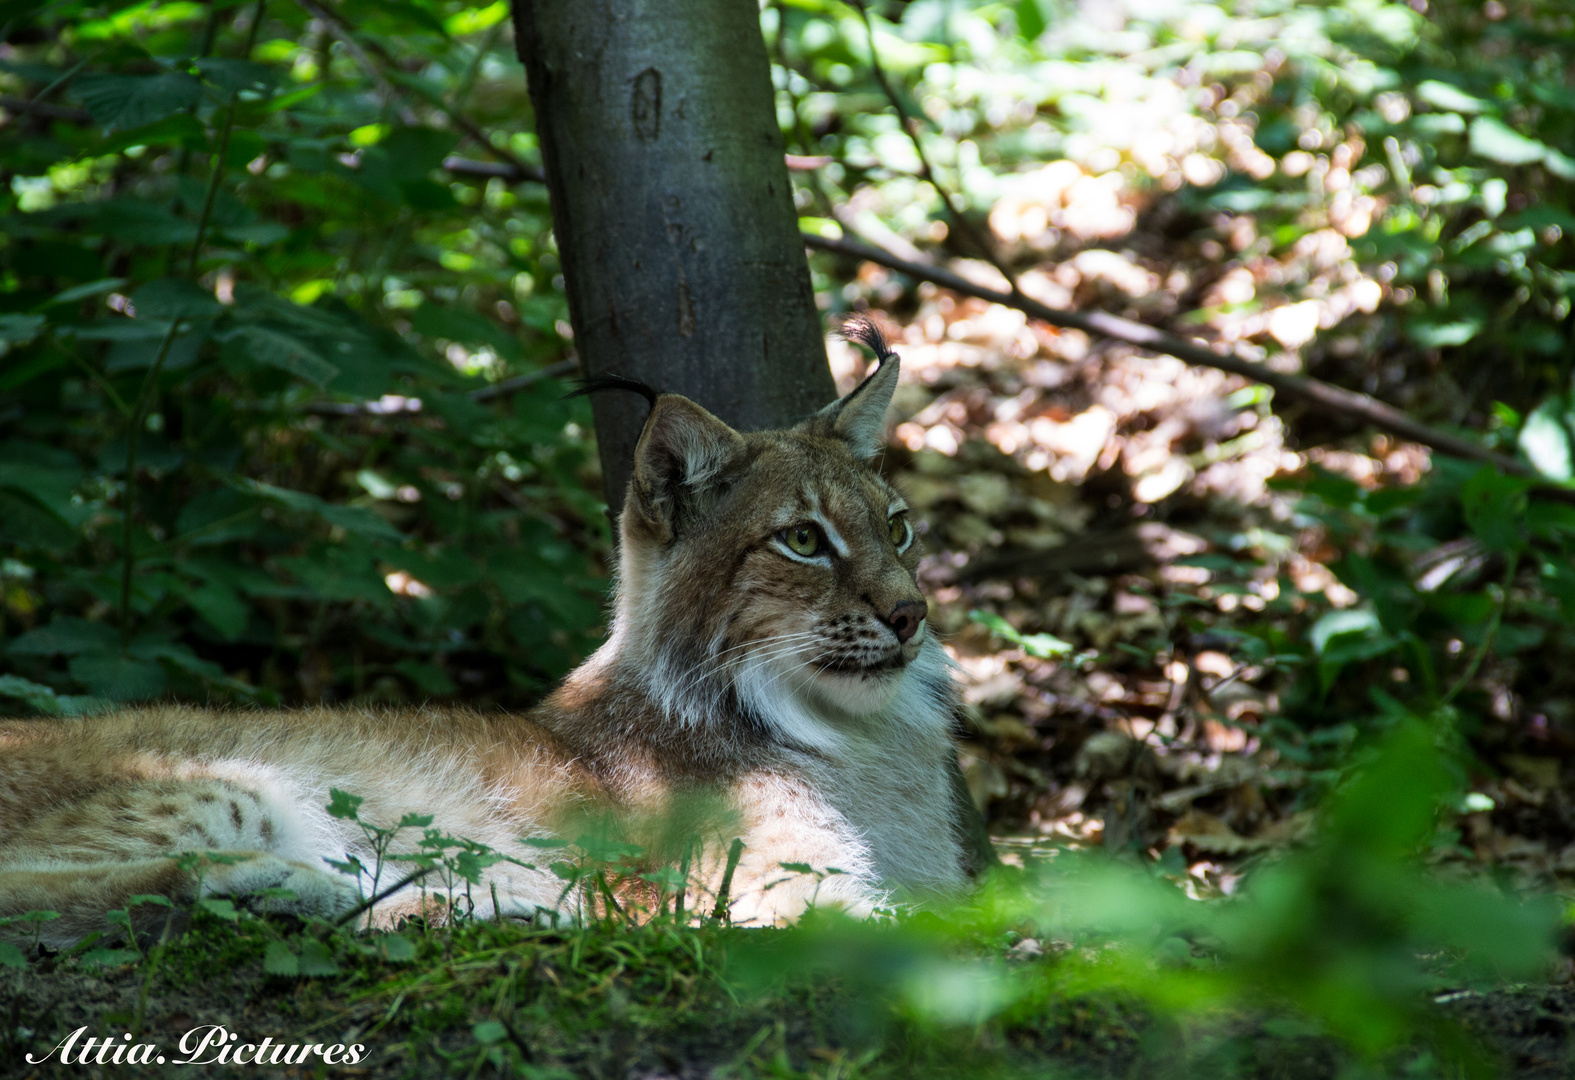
[[0, 335, 977, 941]]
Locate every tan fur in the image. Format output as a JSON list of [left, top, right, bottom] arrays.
[[0, 346, 973, 943]]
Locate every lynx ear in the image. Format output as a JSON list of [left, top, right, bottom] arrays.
[[628, 395, 744, 541], [819, 316, 900, 460]]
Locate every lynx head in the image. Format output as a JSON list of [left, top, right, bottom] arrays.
[[605, 318, 952, 752]]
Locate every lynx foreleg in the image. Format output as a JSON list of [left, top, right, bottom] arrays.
[[714, 772, 889, 927]]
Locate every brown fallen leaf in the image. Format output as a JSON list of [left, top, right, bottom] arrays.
[[1167, 808, 1264, 855]]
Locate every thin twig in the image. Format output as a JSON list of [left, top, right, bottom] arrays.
[[332, 865, 437, 928], [389, 71, 542, 184], [294, 358, 577, 415], [441, 156, 528, 181], [186, 86, 241, 279], [469, 359, 578, 401], [24, 51, 97, 110], [711, 838, 745, 924], [802, 231, 1548, 481], [295, 0, 418, 125], [847, 0, 1020, 293]]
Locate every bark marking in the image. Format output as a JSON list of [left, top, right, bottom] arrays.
[[676, 279, 696, 339], [631, 67, 662, 142]]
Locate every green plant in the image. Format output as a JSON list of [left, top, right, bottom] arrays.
[[0, 0, 606, 713]]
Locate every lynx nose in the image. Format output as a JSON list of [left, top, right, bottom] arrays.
[[885, 599, 927, 644]]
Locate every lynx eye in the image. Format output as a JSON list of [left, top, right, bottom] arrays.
[[888, 514, 912, 550], [782, 524, 822, 558]]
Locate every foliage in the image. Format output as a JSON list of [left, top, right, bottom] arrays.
[[0, 0, 605, 712], [2, 739, 1560, 1076]]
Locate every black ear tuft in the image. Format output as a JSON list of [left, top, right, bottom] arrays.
[[838, 313, 896, 362], [564, 373, 661, 408], [815, 313, 902, 460]]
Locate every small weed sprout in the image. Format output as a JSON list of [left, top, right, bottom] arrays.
[[0, 910, 59, 969], [326, 787, 434, 929]]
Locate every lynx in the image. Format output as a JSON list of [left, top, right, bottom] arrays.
[[0, 319, 987, 945]]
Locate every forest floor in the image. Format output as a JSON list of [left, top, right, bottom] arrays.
[[5, 913, 1575, 1080]]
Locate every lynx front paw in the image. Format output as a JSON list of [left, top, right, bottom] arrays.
[[200, 854, 361, 920], [726, 869, 887, 927]]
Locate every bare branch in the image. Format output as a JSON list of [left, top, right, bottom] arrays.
[[803, 231, 1543, 482], [847, 0, 1020, 296], [299, 359, 577, 416], [442, 155, 543, 184]]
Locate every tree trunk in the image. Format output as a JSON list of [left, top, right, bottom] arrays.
[[511, 0, 834, 515]]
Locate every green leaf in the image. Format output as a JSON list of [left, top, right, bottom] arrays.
[[1414, 80, 1489, 114], [1309, 608, 1381, 654], [221, 222, 290, 246], [1468, 117, 1549, 166], [0, 942, 26, 969], [297, 939, 339, 976], [968, 609, 1072, 658], [1406, 315, 1483, 349], [1461, 466, 1530, 553], [381, 125, 462, 181], [78, 948, 140, 968], [68, 654, 168, 701], [374, 933, 416, 962], [89, 199, 199, 245], [240, 480, 404, 543], [0, 451, 87, 526], [229, 325, 341, 386], [74, 71, 203, 131], [93, 113, 208, 156], [0, 674, 64, 715], [327, 788, 364, 820], [395, 659, 456, 696], [0, 313, 45, 345], [0, 910, 59, 928], [177, 578, 251, 640], [130, 638, 225, 683], [49, 278, 128, 305], [472, 1020, 508, 1045], [1519, 397, 1574, 483], [132, 278, 225, 320], [409, 305, 519, 357], [7, 617, 119, 657], [1015, 0, 1049, 39], [197, 898, 239, 922], [263, 940, 299, 976], [194, 58, 275, 96]]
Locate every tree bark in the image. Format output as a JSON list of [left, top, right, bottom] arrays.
[[512, 0, 834, 515]]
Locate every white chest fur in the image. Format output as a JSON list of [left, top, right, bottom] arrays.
[[741, 639, 967, 897]]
